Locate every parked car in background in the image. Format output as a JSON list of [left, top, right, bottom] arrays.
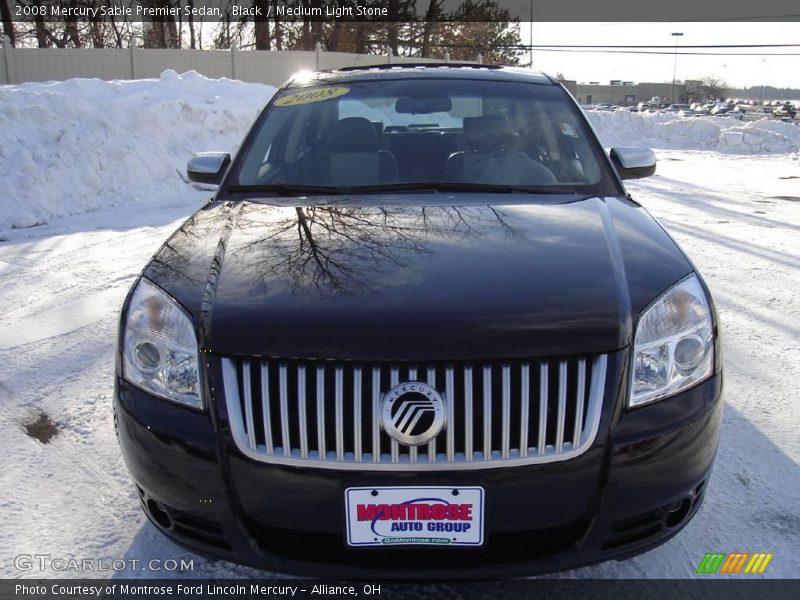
[[711, 106, 744, 120], [773, 103, 797, 119], [731, 106, 746, 118], [665, 104, 690, 113]]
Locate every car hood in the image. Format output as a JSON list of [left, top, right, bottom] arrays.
[[144, 195, 693, 360]]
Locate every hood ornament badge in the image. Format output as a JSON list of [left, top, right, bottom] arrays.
[[381, 381, 446, 446]]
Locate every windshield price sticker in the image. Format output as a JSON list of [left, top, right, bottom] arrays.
[[345, 486, 484, 547], [274, 87, 350, 107]]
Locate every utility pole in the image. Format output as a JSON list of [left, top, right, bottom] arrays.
[[529, 1, 534, 68], [671, 32, 684, 104]]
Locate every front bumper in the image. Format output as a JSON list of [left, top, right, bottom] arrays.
[[113, 352, 723, 578]]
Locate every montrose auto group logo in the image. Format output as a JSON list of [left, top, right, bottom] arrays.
[[355, 497, 476, 545]]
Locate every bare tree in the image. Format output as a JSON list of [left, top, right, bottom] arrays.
[[185, 0, 196, 48], [142, 0, 180, 48], [253, 0, 270, 50], [64, 0, 82, 47], [699, 76, 729, 102], [421, 0, 443, 58], [1, 0, 16, 45]]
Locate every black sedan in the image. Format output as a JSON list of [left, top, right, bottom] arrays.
[[114, 64, 722, 577]]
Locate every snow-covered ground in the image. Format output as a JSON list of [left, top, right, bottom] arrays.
[[1, 74, 799, 579]]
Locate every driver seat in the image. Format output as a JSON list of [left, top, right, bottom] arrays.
[[307, 118, 398, 186], [444, 115, 557, 185]]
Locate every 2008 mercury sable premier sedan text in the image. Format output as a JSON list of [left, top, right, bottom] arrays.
[[114, 64, 722, 577]]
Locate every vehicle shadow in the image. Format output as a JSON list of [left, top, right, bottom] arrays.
[[634, 175, 800, 234], [660, 219, 800, 273], [555, 401, 800, 579]]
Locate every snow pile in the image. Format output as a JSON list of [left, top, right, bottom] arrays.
[[588, 109, 800, 154], [0, 71, 275, 230]]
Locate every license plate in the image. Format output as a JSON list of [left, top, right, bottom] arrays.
[[345, 486, 484, 547]]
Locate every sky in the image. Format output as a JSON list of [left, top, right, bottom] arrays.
[[519, 22, 800, 89]]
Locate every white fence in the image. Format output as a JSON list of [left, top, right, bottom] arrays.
[[0, 38, 453, 86]]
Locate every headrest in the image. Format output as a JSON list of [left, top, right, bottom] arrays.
[[328, 117, 380, 153], [463, 115, 516, 151]]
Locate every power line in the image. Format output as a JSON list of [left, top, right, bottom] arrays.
[[521, 14, 800, 22], [524, 48, 800, 56], [522, 43, 800, 49], [430, 43, 800, 56], [675, 14, 800, 21]]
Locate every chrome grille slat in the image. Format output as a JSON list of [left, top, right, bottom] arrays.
[[426, 367, 436, 462], [501, 364, 511, 459], [538, 362, 548, 456], [574, 359, 586, 446], [335, 367, 344, 461], [242, 360, 256, 449], [520, 363, 530, 458], [260, 363, 273, 454], [464, 365, 473, 461], [409, 365, 418, 462], [390, 366, 399, 463], [371, 367, 380, 462], [297, 365, 308, 459], [278, 364, 290, 456], [482, 365, 491, 460], [353, 366, 362, 462], [556, 361, 568, 453], [316, 366, 326, 460], [222, 354, 608, 471], [445, 366, 455, 462]]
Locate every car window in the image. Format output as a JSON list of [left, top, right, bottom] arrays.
[[235, 78, 616, 193]]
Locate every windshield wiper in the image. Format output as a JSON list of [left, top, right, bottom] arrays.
[[344, 182, 579, 195], [226, 182, 581, 197], [226, 184, 344, 196]]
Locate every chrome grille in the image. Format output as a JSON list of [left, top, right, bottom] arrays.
[[221, 354, 607, 470]]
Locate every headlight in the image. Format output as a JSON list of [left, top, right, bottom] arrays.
[[630, 275, 714, 407], [122, 278, 203, 409]]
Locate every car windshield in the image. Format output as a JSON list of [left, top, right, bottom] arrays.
[[233, 78, 616, 194]]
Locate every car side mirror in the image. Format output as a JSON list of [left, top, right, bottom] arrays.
[[187, 152, 231, 185], [609, 147, 656, 180]]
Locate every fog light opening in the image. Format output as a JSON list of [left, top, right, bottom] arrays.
[[146, 499, 173, 530], [664, 498, 692, 528]]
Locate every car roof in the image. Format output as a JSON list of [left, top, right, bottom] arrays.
[[283, 63, 555, 89]]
